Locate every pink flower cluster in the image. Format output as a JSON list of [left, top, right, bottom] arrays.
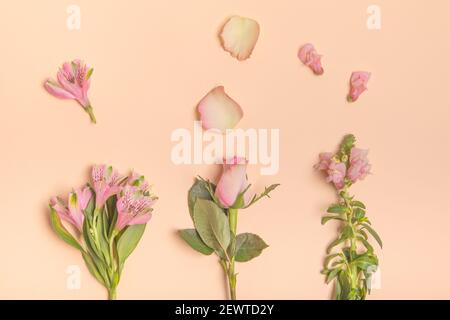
[[315, 148, 371, 189], [50, 165, 156, 232]]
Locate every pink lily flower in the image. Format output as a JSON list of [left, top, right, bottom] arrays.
[[115, 185, 157, 231], [348, 71, 371, 102], [91, 165, 123, 209], [215, 157, 251, 208], [44, 60, 96, 123], [298, 43, 324, 75], [50, 186, 92, 232]]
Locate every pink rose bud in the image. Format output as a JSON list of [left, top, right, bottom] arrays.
[[215, 157, 250, 208], [298, 43, 324, 75], [348, 71, 371, 102]]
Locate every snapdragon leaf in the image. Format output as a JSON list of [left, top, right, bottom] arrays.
[[234, 233, 269, 262], [321, 215, 345, 225], [327, 204, 347, 214], [361, 223, 383, 248], [351, 201, 366, 209], [193, 199, 230, 256], [117, 224, 146, 266], [50, 208, 82, 251], [178, 229, 214, 255]]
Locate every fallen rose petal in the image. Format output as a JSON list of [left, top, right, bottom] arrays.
[[348, 71, 371, 102], [220, 16, 260, 61], [197, 86, 243, 131], [298, 43, 324, 75]]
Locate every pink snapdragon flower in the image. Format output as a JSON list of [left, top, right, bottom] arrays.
[[50, 186, 92, 232], [347, 148, 371, 182], [44, 59, 96, 123], [315, 153, 346, 189], [298, 43, 324, 75], [215, 157, 251, 208], [348, 71, 371, 102], [91, 165, 123, 209], [115, 181, 156, 231]]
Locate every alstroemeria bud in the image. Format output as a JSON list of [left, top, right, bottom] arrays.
[[44, 59, 96, 123]]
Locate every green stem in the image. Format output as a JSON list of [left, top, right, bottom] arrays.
[[227, 208, 238, 300], [85, 105, 97, 124], [108, 287, 117, 300]]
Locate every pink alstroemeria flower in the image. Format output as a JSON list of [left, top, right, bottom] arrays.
[[215, 157, 251, 208], [91, 165, 123, 209], [315, 153, 346, 190], [347, 148, 371, 182], [298, 43, 324, 75], [348, 71, 371, 102], [44, 60, 96, 123], [50, 186, 92, 232], [115, 184, 156, 231]]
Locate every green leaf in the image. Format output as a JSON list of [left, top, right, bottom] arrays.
[[82, 251, 106, 286], [321, 215, 345, 225], [324, 253, 342, 268], [244, 184, 280, 208], [50, 208, 82, 251], [353, 207, 366, 220], [117, 224, 146, 265], [178, 229, 214, 255], [337, 270, 351, 300], [361, 223, 383, 248], [326, 268, 340, 284], [188, 178, 215, 220], [234, 233, 269, 262], [357, 236, 374, 253], [193, 199, 230, 255], [351, 201, 366, 209], [327, 236, 346, 254], [327, 205, 348, 214]]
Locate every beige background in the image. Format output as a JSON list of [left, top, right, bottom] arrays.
[[0, 0, 449, 299]]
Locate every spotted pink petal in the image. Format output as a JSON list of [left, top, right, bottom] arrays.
[[298, 43, 324, 75], [44, 80, 76, 100], [128, 213, 152, 226], [220, 16, 260, 61], [348, 71, 371, 102], [197, 86, 243, 132]]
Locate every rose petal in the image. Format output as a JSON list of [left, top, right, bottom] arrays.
[[215, 157, 248, 208], [220, 16, 260, 61], [197, 86, 243, 131]]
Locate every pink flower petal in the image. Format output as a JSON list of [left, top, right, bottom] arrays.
[[348, 71, 371, 102], [220, 16, 260, 61], [197, 86, 243, 132], [44, 80, 76, 100], [215, 157, 248, 208], [128, 213, 152, 226], [298, 43, 324, 75]]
